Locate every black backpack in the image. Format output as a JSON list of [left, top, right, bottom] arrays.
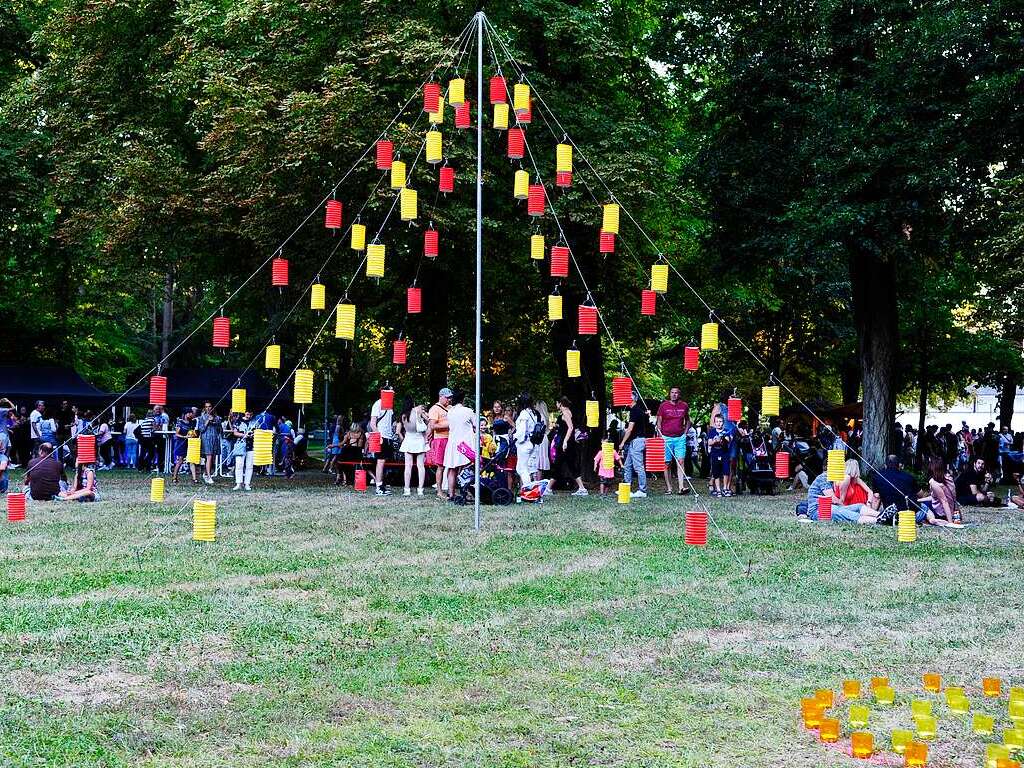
[[529, 409, 545, 445]]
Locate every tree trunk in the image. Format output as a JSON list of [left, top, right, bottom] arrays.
[[160, 268, 174, 360], [997, 370, 1017, 431], [916, 378, 928, 470], [839, 352, 860, 405]]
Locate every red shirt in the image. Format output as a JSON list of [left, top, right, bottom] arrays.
[[657, 400, 689, 437]]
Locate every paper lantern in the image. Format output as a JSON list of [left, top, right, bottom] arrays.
[[641, 290, 656, 316], [512, 83, 530, 114], [762, 385, 780, 416], [617, 482, 631, 504], [253, 428, 273, 465], [424, 228, 439, 258], [556, 170, 572, 187], [566, 349, 581, 378], [911, 700, 933, 718], [984, 678, 1002, 697], [578, 305, 598, 335], [192, 500, 216, 542], [265, 344, 281, 369], [556, 143, 572, 173], [586, 400, 599, 428], [439, 165, 454, 193], [407, 286, 422, 314], [974, 714, 994, 735], [186, 436, 201, 465], [493, 102, 509, 130], [1013, 687, 1024, 703], [599, 230, 615, 254], [325, 199, 342, 230], [827, 448, 846, 481], [684, 346, 699, 371], [849, 704, 869, 728], [150, 477, 164, 503], [390, 160, 406, 189], [1008, 731, 1024, 751], [651, 263, 669, 293], [531, 233, 545, 260], [726, 396, 742, 422], [774, 451, 790, 478], [819, 718, 839, 743], [816, 689, 835, 708], [843, 680, 861, 699], [548, 294, 563, 321], [602, 441, 614, 470], [380, 389, 394, 410], [366, 244, 386, 278], [518, 99, 532, 124], [891, 729, 913, 753], [645, 437, 666, 472], [310, 283, 326, 311], [922, 674, 941, 693], [149, 374, 167, 405], [455, 99, 471, 129], [367, 431, 382, 454], [74, 433, 96, 465], [212, 316, 231, 348], [428, 94, 444, 124], [426, 130, 442, 163], [393, 339, 407, 365], [915, 715, 937, 740], [851, 732, 873, 759], [354, 468, 367, 491], [423, 82, 440, 112], [271, 257, 289, 287], [487, 75, 506, 103], [335, 303, 356, 340], [817, 495, 833, 521], [611, 376, 633, 407], [602, 203, 620, 234], [231, 388, 246, 414], [400, 187, 417, 221], [294, 368, 313, 404], [685, 510, 708, 546], [6, 492, 26, 522], [874, 685, 895, 706], [550, 245, 569, 277], [527, 183, 545, 216], [507, 128, 525, 159], [701, 322, 719, 350], [513, 169, 529, 199], [351, 222, 366, 250], [449, 77, 465, 105], [376, 140, 393, 169], [1011, 699, 1024, 721]]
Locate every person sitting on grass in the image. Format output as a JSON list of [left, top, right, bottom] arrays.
[[1008, 474, 1023, 509], [954, 457, 1001, 507], [706, 412, 731, 497], [925, 457, 963, 526], [24, 443, 66, 501], [59, 462, 98, 502], [829, 459, 882, 524]]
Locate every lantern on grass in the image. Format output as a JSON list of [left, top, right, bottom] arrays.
[[253, 429, 273, 465], [826, 449, 846, 481], [192, 500, 216, 542], [949, 695, 970, 714], [507, 128, 525, 159], [380, 389, 394, 410], [424, 227, 439, 258], [983, 678, 1002, 698], [988, 746, 1011, 768], [393, 339, 407, 365], [367, 431, 382, 454], [527, 183, 545, 216], [400, 187, 418, 221], [684, 346, 699, 371], [611, 376, 633, 407], [186, 437, 201, 465], [641, 290, 656, 316], [449, 77, 465, 105], [817, 495, 833, 521], [602, 203, 620, 234], [974, 714, 995, 736], [645, 437, 666, 472], [548, 294, 563, 321], [911, 700, 933, 718], [390, 160, 406, 189], [212, 315, 231, 349], [843, 679, 862, 699], [774, 451, 790, 478], [849, 704, 869, 728], [439, 165, 454, 193], [376, 140, 393, 169], [351, 222, 366, 251], [428, 94, 444, 123], [354, 468, 368, 491], [802, 701, 825, 729], [294, 368, 314, 404], [915, 715, 937, 740], [557, 143, 572, 175], [565, 348, 581, 378], [891, 729, 913, 753], [651, 263, 669, 293], [851, 732, 873, 759], [423, 82, 441, 112], [727, 396, 742, 422], [272, 256, 289, 287], [762, 385, 780, 416], [819, 718, 840, 743], [578, 305, 598, 335], [311, 283, 326, 311], [366, 244, 386, 278], [685, 510, 708, 546], [531, 233, 545, 260], [490, 76, 507, 103], [599, 230, 615, 254], [407, 286, 422, 314], [874, 685, 895, 707], [1010, 699, 1024, 721], [601, 441, 615, 470], [149, 375, 167, 405], [513, 169, 529, 199], [335, 303, 356, 340], [455, 100, 471, 129], [325, 199, 342, 230], [426, 130, 442, 163], [231, 388, 246, 414], [944, 687, 965, 705], [493, 103, 509, 130], [265, 344, 281, 369], [6, 492, 26, 521], [150, 477, 164, 503], [550, 245, 569, 278], [870, 677, 889, 691], [701, 322, 719, 350], [617, 482, 631, 504], [513, 83, 530, 114], [923, 674, 942, 693], [586, 400, 599, 428]]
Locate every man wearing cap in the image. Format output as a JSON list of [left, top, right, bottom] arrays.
[[617, 389, 649, 498], [427, 388, 452, 498]]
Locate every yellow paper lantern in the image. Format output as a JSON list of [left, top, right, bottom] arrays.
[[293, 368, 313, 404], [556, 143, 572, 173], [701, 322, 719, 351], [253, 428, 273, 466], [513, 169, 529, 200], [351, 222, 366, 251], [400, 187, 417, 221], [513, 83, 530, 114], [192, 500, 216, 542], [548, 294, 563, 321], [428, 94, 445, 124], [265, 344, 281, 369], [426, 130, 442, 164], [448, 77, 465, 105], [150, 477, 165, 503], [602, 203, 620, 234], [1013, 699, 1024, 723], [310, 283, 326, 311], [231, 388, 247, 414], [762, 385, 780, 416], [651, 263, 669, 293], [944, 686, 965, 704], [586, 400, 599, 428], [186, 437, 200, 465], [390, 160, 406, 189], [616, 482, 631, 504], [602, 441, 614, 470], [898, 510, 917, 542], [874, 686, 895, 706], [1006, 729, 1024, 750], [531, 233, 545, 260], [335, 302, 356, 340], [566, 349, 581, 378], [493, 102, 509, 130], [366, 244, 386, 278], [826, 448, 846, 481]]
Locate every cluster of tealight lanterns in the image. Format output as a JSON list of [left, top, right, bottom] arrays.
[[800, 674, 1024, 766]]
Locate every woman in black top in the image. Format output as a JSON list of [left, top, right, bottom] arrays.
[[553, 397, 587, 495]]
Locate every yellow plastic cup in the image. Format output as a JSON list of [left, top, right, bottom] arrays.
[[892, 728, 914, 754], [914, 714, 937, 740], [974, 714, 995, 735], [849, 704, 869, 728], [843, 679, 862, 699], [923, 673, 942, 693]]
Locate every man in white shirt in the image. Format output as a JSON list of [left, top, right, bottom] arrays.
[[369, 395, 396, 495], [29, 400, 44, 453]]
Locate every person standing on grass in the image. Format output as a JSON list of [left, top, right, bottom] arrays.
[[123, 413, 139, 469], [553, 396, 587, 496], [231, 411, 256, 491], [656, 387, 691, 495], [513, 392, 542, 490], [398, 396, 429, 496], [171, 407, 198, 484], [426, 388, 452, 498], [29, 400, 44, 455], [442, 389, 476, 501], [617, 389, 649, 498], [198, 402, 220, 485], [706, 412, 730, 497], [369, 390, 396, 496]]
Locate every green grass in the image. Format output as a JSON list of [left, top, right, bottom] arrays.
[[1, 471, 1022, 767]]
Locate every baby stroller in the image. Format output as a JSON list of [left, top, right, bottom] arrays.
[[743, 434, 777, 495], [450, 441, 514, 506]]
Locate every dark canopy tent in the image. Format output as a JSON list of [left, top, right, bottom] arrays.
[[0, 366, 110, 405], [123, 369, 278, 410]]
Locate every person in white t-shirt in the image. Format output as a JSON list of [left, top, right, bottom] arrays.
[[514, 392, 541, 489], [29, 400, 44, 452], [369, 394, 396, 496]]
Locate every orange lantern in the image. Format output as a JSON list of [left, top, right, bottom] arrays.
[[271, 257, 289, 287], [376, 140, 393, 169], [578, 305, 598, 335], [550, 245, 569, 278], [439, 165, 454, 193], [645, 436, 666, 472], [423, 82, 441, 112], [527, 183, 545, 216], [424, 227, 439, 258], [775, 451, 790, 478], [556, 171, 572, 187], [684, 346, 699, 371], [407, 286, 422, 314], [685, 510, 708, 546], [641, 290, 656, 316], [507, 128, 525, 159], [212, 315, 230, 348], [149, 375, 167, 406], [611, 376, 633, 407], [325, 199, 342, 230], [76, 434, 97, 464], [393, 340, 407, 365]]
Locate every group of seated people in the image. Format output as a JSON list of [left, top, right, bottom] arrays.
[[17, 443, 99, 502]]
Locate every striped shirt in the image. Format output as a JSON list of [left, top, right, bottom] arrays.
[[138, 417, 154, 439]]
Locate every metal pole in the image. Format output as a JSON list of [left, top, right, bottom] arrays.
[[473, 11, 483, 532]]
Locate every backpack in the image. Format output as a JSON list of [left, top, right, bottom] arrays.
[[529, 409, 545, 445]]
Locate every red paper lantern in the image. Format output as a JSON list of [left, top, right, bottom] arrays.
[[407, 286, 422, 314], [507, 128, 525, 159], [556, 170, 572, 188], [641, 290, 656, 316], [684, 346, 700, 371], [7, 492, 26, 522], [325, 199, 342, 230], [685, 510, 708, 546], [354, 468, 368, 491], [423, 82, 441, 113], [455, 100, 471, 128], [775, 451, 791, 479], [376, 140, 393, 169], [393, 340, 407, 365], [212, 316, 231, 349], [527, 183, 545, 216], [149, 375, 167, 406], [645, 436, 666, 473], [611, 376, 633, 407], [439, 166, 454, 193], [271, 257, 289, 287], [578, 305, 598, 335], [424, 228, 439, 258], [550, 246, 569, 278], [489, 75, 507, 103], [76, 433, 97, 464], [599, 230, 615, 254], [367, 432, 382, 454], [817, 495, 833, 521], [727, 396, 742, 422], [380, 389, 394, 410], [518, 99, 532, 124]]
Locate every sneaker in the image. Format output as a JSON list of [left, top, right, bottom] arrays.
[[722, 490, 733, 497], [232, 484, 242, 491], [875, 504, 898, 526], [375, 488, 392, 496], [665, 489, 674, 495], [417, 489, 424, 496], [678, 488, 690, 495], [572, 488, 589, 497], [203, 475, 214, 485], [710, 490, 721, 498], [632, 490, 647, 498], [403, 488, 411, 496], [244, 485, 252, 491]]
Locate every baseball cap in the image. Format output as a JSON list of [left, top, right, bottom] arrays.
[[439, 387, 454, 398]]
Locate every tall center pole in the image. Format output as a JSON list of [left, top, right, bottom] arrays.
[[473, 11, 484, 532]]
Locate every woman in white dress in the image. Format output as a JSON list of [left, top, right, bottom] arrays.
[[442, 390, 477, 501], [397, 396, 429, 496]]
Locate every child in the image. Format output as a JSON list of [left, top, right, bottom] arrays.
[[593, 437, 621, 495], [706, 413, 731, 497]]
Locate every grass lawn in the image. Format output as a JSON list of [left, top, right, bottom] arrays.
[[1, 470, 1022, 767]]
